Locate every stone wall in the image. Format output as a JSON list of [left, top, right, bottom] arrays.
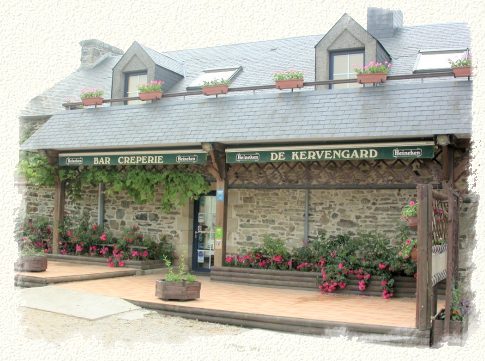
[[226, 188, 416, 254], [19, 184, 193, 263]]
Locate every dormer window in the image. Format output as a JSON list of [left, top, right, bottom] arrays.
[[124, 71, 147, 104], [329, 49, 364, 89], [187, 67, 241, 89], [414, 49, 468, 73]]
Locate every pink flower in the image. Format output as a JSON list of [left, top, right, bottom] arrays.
[[338, 263, 344, 270], [364, 273, 371, 280], [142, 250, 148, 258], [378, 263, 387, 270], [100, 233, 107, 242], [131, 250, 139, 257], [338, 282, 347, 289], [358, 280, 367, 291], [272, 255, 283, 263], [108, 262, 114, 268], [60, 249, 67, 255], [381, 280, 388, 287], [406, 239, 411, 245], [225, 256, 233, 264], [75, 244, 83, 253], [118, 261, 125, 267], [409, 201, 416, 206], [66, 230, 73, 238], [92, 224, 98, 231]]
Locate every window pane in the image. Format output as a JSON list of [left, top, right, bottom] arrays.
[[189, 68, 240, 87], [332, 54, 348, 75], [349, 53, 364, 75], [415, 50, 467, 71], [126, 73, 147, 105]]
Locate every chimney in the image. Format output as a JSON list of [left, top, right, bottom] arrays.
[[79, 39, 124, 68], [367, 7, 403, 39]]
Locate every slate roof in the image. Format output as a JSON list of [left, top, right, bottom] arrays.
[[21, 80, 472, 151], [21, 22, 470, 117], [20, 55, 121, 118]]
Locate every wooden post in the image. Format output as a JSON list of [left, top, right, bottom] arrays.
[[204, 143, 228, 268], [416, 184, 433, 330], [97, 183, 105, 226], [444, 186, 459, 335], [52, 173, 65, 254]]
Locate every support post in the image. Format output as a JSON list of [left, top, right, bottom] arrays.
[[52, 173, 65, 255], [416, 184, 433, 330], [97, 183, 105, 226], [444, 186, 459, 335], [204, 142, 228, 268]]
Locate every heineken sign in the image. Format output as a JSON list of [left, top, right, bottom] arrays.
[[59, 151, 207, 166], [226, 143, 435, 163]]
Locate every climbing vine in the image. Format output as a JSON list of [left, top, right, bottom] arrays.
[[18, 153, 210, 212]]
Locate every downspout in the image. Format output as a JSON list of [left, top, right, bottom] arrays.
[[98, 183, 105, 226], [304, 189, 309, 245]]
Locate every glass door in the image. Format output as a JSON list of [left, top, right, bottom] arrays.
[[192, 193, 216, 272]]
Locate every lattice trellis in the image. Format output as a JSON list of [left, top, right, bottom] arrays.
[[431, 193, 449, 245], [228, 150, 444, 188]]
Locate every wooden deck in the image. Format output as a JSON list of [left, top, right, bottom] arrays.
[[17, 261, 439, 345]]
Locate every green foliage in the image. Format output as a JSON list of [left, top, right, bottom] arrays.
[[138, 80, 163, 93], [354, 61, 391, 75], [449, 51, 472, 68], [143, 235, 175, 261], [202, 79, 230, 87], [80, 88, 103, 99], [273, 70, 304, 81], [18, 152, 55, 187], [401, 200, 418, 217], [163, 255, 196, 282], [253, 235, 290, 258], [19, 154, 210, 212]]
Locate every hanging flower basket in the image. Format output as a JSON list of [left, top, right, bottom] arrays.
[[452, 67, 472, 78], [410, 246, 418, 262], [357, 73, 387, 84], [139, 91, 163, 101], [81, 97, 104, 106], [405, 216, 418, 229], [202, 84, 229, 96], [275, 79, 304, 90]]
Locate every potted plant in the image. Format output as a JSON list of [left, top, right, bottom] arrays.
[[432, 285, 471, 346], [201, 79, 230, 96], [399, 238, 417, 262], [449, 50, 472, 78], [15, 237, 48, 272], [138, 80, 164, 101], [155, 255, 201, 301], [354, 61, 391, 84], [273, 70, 304, 90], [401, 200, 418, 228], [80, 88, 104, 106]]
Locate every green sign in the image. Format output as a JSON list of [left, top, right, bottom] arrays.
[[226, 144, 435, 163], [59, 151, 207, 166]]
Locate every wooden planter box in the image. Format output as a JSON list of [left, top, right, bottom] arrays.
[[139, 91, 162, 101], [81, 97, 104, 106], [47, 254, 165, 270], [202, 85, 229, 96], [155, 279, 201, 301], [275, 79, 304, 90], [15, 255, 48, 272], [452, 67, 472, 78], [431, 312, 468, 346], [357, 73, 387, 84]]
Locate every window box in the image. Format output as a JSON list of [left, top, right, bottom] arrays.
[[275, 79, 304, 90], [431, 310, 468, 346], [356, 73, 387, 84], [202, 84, 229, 96], [139, 91, 163, 101], [452, 67, 472, 78], [81, 97, 104, 106]]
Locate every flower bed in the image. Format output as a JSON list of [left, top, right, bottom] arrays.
[[223, 233, 416, 299], [19, 214, 174, 269]]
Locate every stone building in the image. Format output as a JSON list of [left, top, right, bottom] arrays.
[[19, 7, 473, 287]]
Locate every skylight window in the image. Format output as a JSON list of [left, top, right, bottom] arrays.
[[187, 67, 241, 89], [414, 49, 469, 72]]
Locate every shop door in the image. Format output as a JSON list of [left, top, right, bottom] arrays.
[[192, 193, 216, 272]]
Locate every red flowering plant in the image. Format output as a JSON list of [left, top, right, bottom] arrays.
[[401, 200, 418, 218], [107, 247, 126, 267], [19, 217, 52, 253]]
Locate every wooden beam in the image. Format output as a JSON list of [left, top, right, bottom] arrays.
[[52, 173, 65, 255], [416, 184, 433, 330], [214, 177, 228, 267]]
